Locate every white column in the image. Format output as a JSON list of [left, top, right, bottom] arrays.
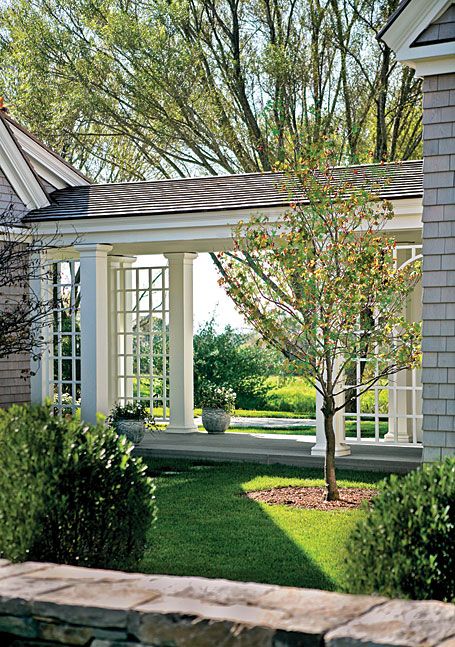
[[107, 255, 136, 410], [164, 252, 198, 433], [76, 244, 112, 424], [30, 251, 53, 404], [311, 377, 351, 456]]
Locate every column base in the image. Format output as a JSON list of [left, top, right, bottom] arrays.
[[310, 442, 351, 457], [166, 424, 199, 434], [383, 431, 411, 443]]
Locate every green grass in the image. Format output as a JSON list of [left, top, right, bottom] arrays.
[[218, 420, 389, 438], [140, 458, 383, 590], [153, 407, 312, 419]]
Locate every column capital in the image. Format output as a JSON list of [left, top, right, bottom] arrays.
[[164, 252, 198, 263], [76, 243, 113, 256], [108, 254, 137, 267]]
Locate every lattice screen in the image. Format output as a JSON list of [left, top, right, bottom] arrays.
[[342, 244, 422, 444], [51, 260, 81, 414], [112, 265, 169, 419]]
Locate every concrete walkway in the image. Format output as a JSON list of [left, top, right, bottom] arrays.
[[135, 430, 422, 473]]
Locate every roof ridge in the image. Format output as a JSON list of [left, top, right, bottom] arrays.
[[57, 159, 423, 192]]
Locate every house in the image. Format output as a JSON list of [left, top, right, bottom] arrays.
[[0, 0, 453, 463], [379, 0, 455, 461]]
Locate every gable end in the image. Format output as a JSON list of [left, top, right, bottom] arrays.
[[411, 3, 455, 46]]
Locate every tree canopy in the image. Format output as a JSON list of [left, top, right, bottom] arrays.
[[0, 0, 422, 182]]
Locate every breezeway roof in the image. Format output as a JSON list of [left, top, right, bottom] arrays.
[[24, 160, 423, 223]]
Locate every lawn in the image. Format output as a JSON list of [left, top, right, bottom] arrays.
[[139, 458, 383, 591], [225, 420, 389, 438]]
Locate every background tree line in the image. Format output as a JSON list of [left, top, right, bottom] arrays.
[[0, 0, 422, 183]]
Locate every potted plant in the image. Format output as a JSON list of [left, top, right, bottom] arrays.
[[107, 402, 151, 444], [200, 383, 236, 433]]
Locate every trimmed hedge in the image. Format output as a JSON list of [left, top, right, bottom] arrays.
[[0, 404, 156, 570], [345, 458, 455, 602]]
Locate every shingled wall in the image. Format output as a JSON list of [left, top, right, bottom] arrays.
[[0, 167, 31, 408], [422, 72, 455, 461]]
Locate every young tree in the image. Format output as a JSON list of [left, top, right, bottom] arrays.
[[213, 151, 421, 500], [0, 206, 55, 369]]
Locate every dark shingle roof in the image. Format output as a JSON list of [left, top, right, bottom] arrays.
[[24, 160, 423, 223]]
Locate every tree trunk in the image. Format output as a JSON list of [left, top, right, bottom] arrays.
[[324, 406, 339, 501]]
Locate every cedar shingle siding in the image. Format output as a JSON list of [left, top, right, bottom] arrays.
[[0, 167, 31, 408], [422, 73, 455, 460]]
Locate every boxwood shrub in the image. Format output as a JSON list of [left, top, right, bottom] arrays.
[[0, 404, 156, 570], [344, 458, 455, 602]]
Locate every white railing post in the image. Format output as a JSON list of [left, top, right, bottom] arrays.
[[164, 252, 198, 433], [76, 243, 112, 424]]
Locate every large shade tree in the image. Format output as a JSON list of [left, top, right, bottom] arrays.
[[0, 0, 421, 181], [213, 150, 421, 500]]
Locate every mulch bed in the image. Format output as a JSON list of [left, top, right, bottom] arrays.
[[245, 486, 376, 511]]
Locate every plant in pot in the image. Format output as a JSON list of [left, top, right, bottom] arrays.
[[201, 383, 236, 433], [107, 402, 152, 445]]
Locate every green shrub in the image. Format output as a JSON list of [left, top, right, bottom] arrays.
[[0, 404, 156, 570], [264, 378, 316, 415], [344, 458, 455, 602]]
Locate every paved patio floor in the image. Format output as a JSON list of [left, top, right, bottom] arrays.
[[135, 430, 422, 473]]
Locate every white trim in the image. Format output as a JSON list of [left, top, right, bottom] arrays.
[[380, 0, 455, 77], [0, 118, 49, 210], [30, 198, 423, 255], [9, 122, 90, 189]]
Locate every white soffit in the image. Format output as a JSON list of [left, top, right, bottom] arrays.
[[9, 122, 90, 190], [380, 0, 455, 77], [0, 117, 49, 210]]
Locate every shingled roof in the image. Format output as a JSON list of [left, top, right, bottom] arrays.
[[24, 160, 423, 223]]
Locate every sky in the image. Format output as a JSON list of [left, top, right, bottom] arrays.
[[136, 253, 248, 331]]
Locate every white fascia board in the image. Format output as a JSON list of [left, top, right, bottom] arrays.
[[30, 197, 423, 253], [0, 119, 49, 210], [10, 123, 90, 189], [381, 0, 455, 77]]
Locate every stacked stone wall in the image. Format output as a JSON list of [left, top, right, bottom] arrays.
[[0, 561, 454, 646]]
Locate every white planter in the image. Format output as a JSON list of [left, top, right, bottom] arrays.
[[115, 419, 145, 444], [201, 408, 231, 433]]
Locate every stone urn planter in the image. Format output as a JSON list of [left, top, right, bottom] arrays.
[[108, 402, 150, 445], [115, 419, 145, 445], [201, 408, 231, 433]]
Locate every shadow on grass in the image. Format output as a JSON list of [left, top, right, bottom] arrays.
[[139, 459, 383, 591]]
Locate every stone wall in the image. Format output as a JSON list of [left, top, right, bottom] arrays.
[[0, 167, 31, 408], [421, 72, 455, 462], [0, 560, 453, 646]]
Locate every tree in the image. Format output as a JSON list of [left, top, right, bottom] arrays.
[[0, 206, 55, 368], [193, 316, 282, 409], [213, 149, 421, 500], [0, 0, 421, 182]]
